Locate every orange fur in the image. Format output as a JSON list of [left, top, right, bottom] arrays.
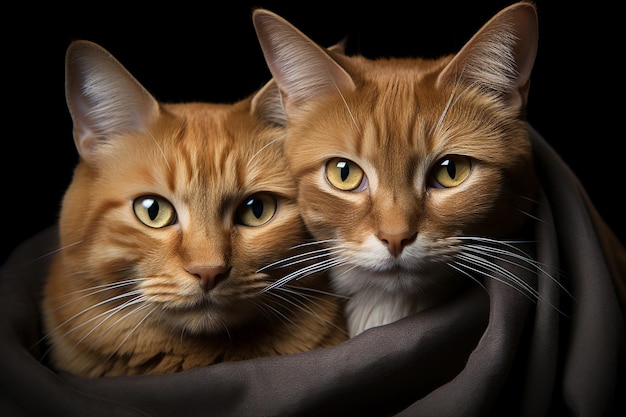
[[254, 2, 543, 337], [42, 40, 347, 377]]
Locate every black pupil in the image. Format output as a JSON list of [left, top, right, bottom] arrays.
[[340, 162, 349, 181], [146, 199, 159, 220], [247, 198, 264, 219], [445, 160, 456, 179]]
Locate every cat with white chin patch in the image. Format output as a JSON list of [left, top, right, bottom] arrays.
[[254, 1, 547, 337]]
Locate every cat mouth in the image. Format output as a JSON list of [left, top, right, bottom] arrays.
[[364, 259, 436, 277], [375, 263, 405, 274], [344, 262, 411, 277], [161, 295, 220, 314], [371, 257, 411, 273], [380, 267, 415, 280]]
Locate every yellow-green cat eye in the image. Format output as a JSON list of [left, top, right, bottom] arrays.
[[431, 155, 472, 188], [133, 196, 177, 228], [236, 192, 278, 227], [325, 158, 365, 191]]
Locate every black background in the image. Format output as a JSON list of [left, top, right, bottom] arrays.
[[2, 1, 621, 264]]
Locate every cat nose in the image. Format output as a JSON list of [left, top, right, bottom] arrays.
[[187, 265, 231, 292], [377, 231, 417, 257]]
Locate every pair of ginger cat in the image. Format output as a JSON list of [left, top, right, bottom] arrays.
[[43, 2, 546, 377]]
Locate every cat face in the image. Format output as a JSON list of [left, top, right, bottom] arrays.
[[43, 41, 335, 347], [53, 103, 306, 334], [254, 3, 540, 299]]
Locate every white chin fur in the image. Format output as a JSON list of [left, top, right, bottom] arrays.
[[345, 288, 422, 337], [332, 266, 454, 337], [330, 265, 424, 295]]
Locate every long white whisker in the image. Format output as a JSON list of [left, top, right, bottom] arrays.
[[283, 285, 350, 300], [453, 256, 536, 299], [42, 290, 143, 340], [148, 131, 171, 172], [453, 253, 566, 315], [256, 239, 340, 272], [260, 257, 347, 293], [72, 295, 146, 350], [45, 279, 145, 310], [447, 263, 488, 291], [252, 298, 295, 326], [331, 263, 360, 279], [290, 239, 340, 249], [330, 73, 361, 135], [38, 291, 145, 361], [104, 305, 157, 362], [457, 252, 539, 298], [17, 241, 83, 265], [517, 208, 545, 223], [455, 237, 573, 299], [48, 278, 145, 299], [257, 247, 340, 272], [264, 286, 348, 335], [248, 134, 287, 165]]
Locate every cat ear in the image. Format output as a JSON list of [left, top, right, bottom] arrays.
[[253, 9, 355, 118], [250, 79, 287, 127], [250, 36, 349, 126], [65, 40, 160, 160], [437, 1, 538, 111]]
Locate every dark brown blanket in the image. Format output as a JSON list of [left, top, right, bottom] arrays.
[[1, 125, 624, 416]]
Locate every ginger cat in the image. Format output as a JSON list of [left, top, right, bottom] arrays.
[[41, 40, 347, 377], [253, 2, 544, 337]]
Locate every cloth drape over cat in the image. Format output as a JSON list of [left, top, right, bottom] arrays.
[[1, 125, 624, 416]]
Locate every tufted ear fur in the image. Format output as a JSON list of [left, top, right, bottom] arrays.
[[437, 2, 538, 112], [253, 9, 356, 118], [250, 32, 349, 127], [65, 40, 160, 161], [254, 3, 537, 120]]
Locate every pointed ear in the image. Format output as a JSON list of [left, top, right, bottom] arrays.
[[250, 35, 349, 126], [250, 79, 287, 126], [65, 40, 160, 161], [437, 1, 538, 111], [252, 9, 355, 118]]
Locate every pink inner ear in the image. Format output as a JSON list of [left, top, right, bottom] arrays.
[[253, 9, 356, 118], [66, 41, 160, 162]]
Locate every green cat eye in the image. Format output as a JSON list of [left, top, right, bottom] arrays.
[[133, 196, 177, 228], [431, 155, 472, 188], [325, 158, 365, 191], [236, 192, 278, 227]]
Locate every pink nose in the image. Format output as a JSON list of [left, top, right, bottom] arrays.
[[377, 231, 417, 257], [187, 265, 230, 291]]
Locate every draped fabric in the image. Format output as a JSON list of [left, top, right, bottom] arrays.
[[1, 126, 624, 416]]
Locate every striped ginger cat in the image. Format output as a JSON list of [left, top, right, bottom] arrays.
[[254, 2, 548, 337], [41, 40, 347, 377]]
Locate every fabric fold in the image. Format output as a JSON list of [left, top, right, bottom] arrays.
[[1, 125, 624, 416]]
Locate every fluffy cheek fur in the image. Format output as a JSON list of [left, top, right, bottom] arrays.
[[296, 158, 519, 248], [297, 174, 368, 242], [293, 149, 536, 303], [428, 165, 512, 237], [446, 161, 537, 239], [51, 151, 308, 337]]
